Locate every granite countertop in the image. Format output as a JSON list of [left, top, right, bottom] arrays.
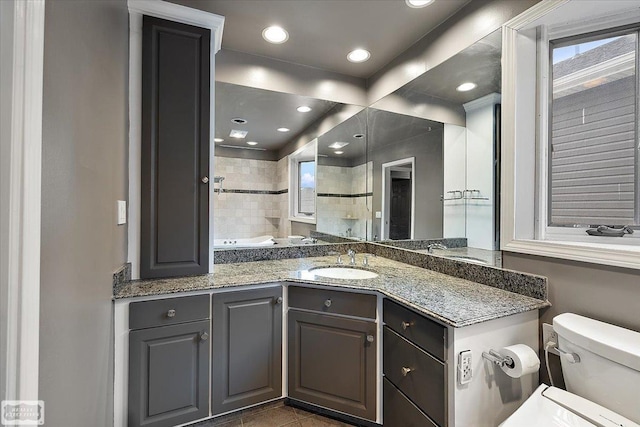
[[114, 255, 549, 328]]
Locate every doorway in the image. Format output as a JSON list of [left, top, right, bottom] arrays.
[[381, 157, 415, 240]]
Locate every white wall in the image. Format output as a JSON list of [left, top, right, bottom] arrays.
[[463, 94, 500, 250], [443, 124, 467, 239]]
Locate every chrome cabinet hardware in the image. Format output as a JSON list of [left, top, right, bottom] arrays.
[[401, 321, 411, 330], [201, 176, 209, 184], [401, 367, 412, 376], [275, 296, 283, 304], [324, 299, 332, 308], [167, 309, 176, 318], [200, 332, 209, 341], [366, 334, 374, 343]]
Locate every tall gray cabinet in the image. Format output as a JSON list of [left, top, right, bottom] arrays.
[[212, 286, 283, 414], [140, 15, 211, 279]]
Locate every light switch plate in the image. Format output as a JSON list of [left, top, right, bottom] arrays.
[[117, 200, 127, 225], [375, 211, 382, 219]]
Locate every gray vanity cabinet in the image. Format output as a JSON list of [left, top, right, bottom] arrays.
[[383, 299, 447, 427], [128, 295, 211, 427], [288, 286, 377, 421], [212, 286, 283, 415]]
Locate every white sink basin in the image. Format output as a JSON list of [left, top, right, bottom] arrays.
[[310, 267, 379, 280]]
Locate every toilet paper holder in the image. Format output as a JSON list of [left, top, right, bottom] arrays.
[[482, 349, 516, 368]]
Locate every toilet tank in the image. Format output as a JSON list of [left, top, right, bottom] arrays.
[[553, 313, 640, 424]]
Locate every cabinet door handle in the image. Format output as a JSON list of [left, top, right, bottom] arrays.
[[401, 321, 411, 330], [401, 367, 412, 376], [167, 309, 176, 318], [201, 176, 209, 184], [366, 334, 375, 343], [200, 332, 209, 341], [324, 299, 332, 308], [275, 296, 283, 304]]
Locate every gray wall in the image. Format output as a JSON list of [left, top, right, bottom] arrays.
[[502, 252, 640, 386], [40, 1, 128, 426]]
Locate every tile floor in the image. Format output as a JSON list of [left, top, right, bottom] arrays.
[[193, 401, 356, 427]]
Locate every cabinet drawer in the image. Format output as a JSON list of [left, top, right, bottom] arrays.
[[384, 326, 445, 427], [129, 295, 209, 330], [383, 298, 446, 361], [383, 377, 438, 427], [288, 286, 376, 319]]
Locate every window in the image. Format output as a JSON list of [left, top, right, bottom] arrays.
[[289, 140, 317, 223], [297, 160, 316, 215], [549, 31, 639, 229], [502, 0, 640, 269]]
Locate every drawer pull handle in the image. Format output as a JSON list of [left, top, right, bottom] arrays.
[[401, 367, 412, 376], [275, 296, 283, 304], [200, 332, 209, 341], [366, 334, 375, 343], [167, 309, 176, 318], [401, 321, 411, 330], [324, 299, 332, 308]]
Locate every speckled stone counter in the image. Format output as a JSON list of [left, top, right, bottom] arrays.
[[114, 255, 549, 328]]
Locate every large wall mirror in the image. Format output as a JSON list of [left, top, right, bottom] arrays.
[[212, 29, 502, 261]]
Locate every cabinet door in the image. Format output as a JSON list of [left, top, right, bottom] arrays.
[[288, 310, 376, 421], [212, 287, 283, 414], [140, 15, 210, 278], [129, 320, 210, 427]]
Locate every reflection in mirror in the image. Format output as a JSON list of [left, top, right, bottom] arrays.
[[316, 109, 370, 240], [213, 81, 365, 247], [367, 109, 443, 241], [368, 29, 502, 263]]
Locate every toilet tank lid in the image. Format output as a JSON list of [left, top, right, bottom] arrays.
[[553, 313, 640, 371]]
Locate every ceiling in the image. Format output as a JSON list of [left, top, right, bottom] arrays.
[[169, 0, 472, 78], [215, 82, 337, 151]]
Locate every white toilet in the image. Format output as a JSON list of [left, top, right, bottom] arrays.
[[501, 313, 640, 427]]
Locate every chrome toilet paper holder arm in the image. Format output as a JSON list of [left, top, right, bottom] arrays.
[[482, 349, 516, 368]]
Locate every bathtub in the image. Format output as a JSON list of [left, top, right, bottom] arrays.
[[213, 235, 276, 248]]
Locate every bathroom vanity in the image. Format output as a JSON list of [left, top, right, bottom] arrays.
[[114, 253, 547, 427]]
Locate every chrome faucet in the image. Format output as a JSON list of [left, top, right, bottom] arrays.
[[347, 249, 356, 265], [427, 243, 448, 253]]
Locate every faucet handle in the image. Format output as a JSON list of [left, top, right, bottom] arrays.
[[337, 255, 343, 264]]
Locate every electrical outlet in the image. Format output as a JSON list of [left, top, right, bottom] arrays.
[[543, 323, 559, 356], [458, 350, 472, 385]]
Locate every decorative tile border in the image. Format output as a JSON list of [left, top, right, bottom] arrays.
[[215, 188, 288, 195], [316, 192, 372, 198]]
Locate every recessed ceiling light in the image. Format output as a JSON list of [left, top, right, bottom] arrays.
[[214, 138, 224, 143], [334, 150, 344, 155], [229, 129, 248, 139], [353, 134, 365, 139], [262, 26, 289, 44], [456, 82, 477, 92], [329, 142, 349, 149], [246, 141, 259, 146], [347, 49, 371, 63], [231, 118, 247, 124], [405, 0, 434, 8], [297, 106, 312, 113], [277, 127, 290, 132]]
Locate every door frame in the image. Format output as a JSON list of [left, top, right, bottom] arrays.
[[380, 157, 416, 240], [127, 0, 224, 279], [0, 0, 45, 405]]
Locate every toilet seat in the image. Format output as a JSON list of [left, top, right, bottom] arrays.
[[500, 384, 640, 427]]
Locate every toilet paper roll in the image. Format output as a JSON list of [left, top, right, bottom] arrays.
[[500, 344, 540, 378]]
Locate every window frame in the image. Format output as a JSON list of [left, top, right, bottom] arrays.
[[297, 159, 316, 216], [543, 26, 640, 243], [501, 0, 640, 270], [288, 140, 317, 224]]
